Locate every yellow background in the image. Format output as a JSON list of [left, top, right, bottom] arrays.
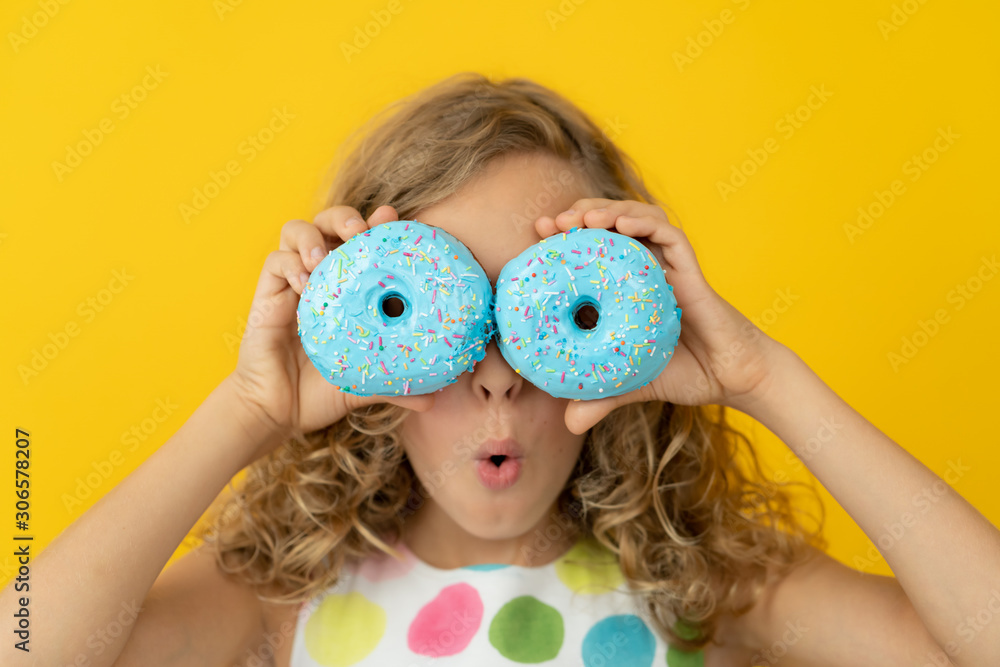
[[2, 0, 998, 590]]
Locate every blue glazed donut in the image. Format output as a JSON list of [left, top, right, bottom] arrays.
[[494, 226, 682, 399], [296, 220, 495, 396]]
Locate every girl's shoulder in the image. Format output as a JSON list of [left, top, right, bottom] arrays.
[[128, 543, 273, 666], [261, 595, 303, 667]]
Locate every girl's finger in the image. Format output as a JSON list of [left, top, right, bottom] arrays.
[[279, 219, 331, 273], [258, 249, 311, 300], [563, 383, 656, 435], [240, 251, 308, 343], [614, 214, 704, 280], [296, 203, 397, 275], [551, 198, 615, 231], [552, 199, 663, 231], [313, 205, 370, 243], [564, 397, 618, 435], [534, 215, 559, 238], [367, 204, 399, 228], [299, 372, 437, 431]]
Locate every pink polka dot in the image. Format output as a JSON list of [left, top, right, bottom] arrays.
[[407, 583, 483, 657]]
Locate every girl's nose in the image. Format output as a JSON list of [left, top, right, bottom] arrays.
[[470, 338, 524, 402]]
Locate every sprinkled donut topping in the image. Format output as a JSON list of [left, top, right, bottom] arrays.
[[296, 222, 681, 399], [296, 220, 495, 396], [494, 226, 682, 399]]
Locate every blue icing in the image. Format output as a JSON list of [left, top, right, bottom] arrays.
[[581, 614, 656, 666], [462, 563, 510, 571], [494, 227, 682, 399], [295, 220, 495, 396], [296, 223, 681, 400]]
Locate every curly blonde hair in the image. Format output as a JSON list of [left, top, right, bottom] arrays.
[[194, 72, 827, 653]]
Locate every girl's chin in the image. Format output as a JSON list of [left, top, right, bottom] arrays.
[[449, 503, 554, 542]]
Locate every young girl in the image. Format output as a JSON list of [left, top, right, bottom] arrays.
[[7, 73, 999, 667]]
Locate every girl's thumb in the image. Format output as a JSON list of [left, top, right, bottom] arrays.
[[564, 396, 621, 435]]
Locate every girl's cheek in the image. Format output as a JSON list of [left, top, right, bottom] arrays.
[[453, 442, 474, 462]]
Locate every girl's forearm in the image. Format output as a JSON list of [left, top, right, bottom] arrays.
[[0, 378, 282, 667], [732, 345, 1000, 664]]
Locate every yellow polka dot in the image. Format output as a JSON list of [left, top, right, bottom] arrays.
[[555, 537, 624, 594], [304, 592, 386, 666]]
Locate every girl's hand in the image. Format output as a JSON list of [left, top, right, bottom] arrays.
[[227, 204, 435, 462], [535, 199, 790, 435]]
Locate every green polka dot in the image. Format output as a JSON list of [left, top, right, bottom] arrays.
[[554, 537, 624, 594], [488, 596, 564, 662], [666, 619, 704, 667], [674, 619, 700, 641], [666, 646, 704, 667], [305, 591, 386, 666]]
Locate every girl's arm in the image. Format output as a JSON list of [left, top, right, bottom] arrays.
[[0, 204, 433, 667], [536, 199, 1000, 665], [0, 377, 285, 667], [726, 344, 1000, 667]]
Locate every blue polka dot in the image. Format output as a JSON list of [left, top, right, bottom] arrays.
[[581, 614, 655, 666], [462, 563, 510, 571]]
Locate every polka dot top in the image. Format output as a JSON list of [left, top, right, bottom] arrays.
[[288, 534, 705, 666]]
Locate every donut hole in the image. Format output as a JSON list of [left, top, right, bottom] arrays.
[[572, 300, 600, 331], [379, 292, 409, 319]]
